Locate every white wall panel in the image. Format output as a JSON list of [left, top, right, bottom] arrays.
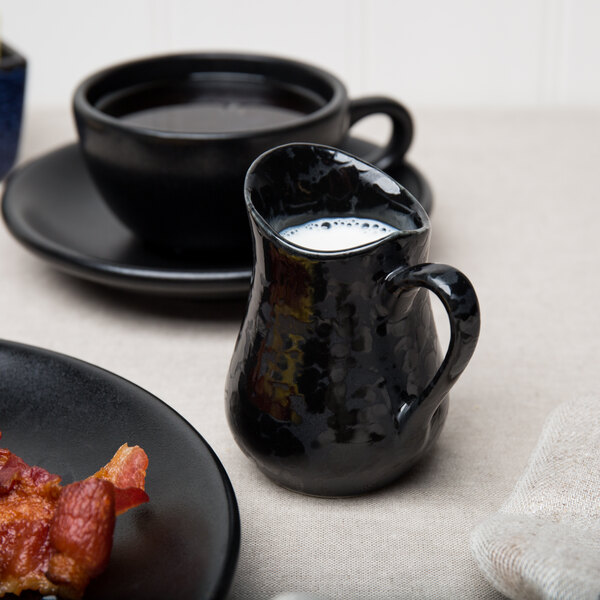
[[362, 0, 546, 107], [559, 0, 600, 105], [0, 0, 598, 109], [1, 0, 161, 108], [156, 0, 362, 94]]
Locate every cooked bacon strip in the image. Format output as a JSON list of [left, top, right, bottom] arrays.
[[92, 443, 149, 515], [46, 478, 116, 598], [93, 443, 148, 490], [0, 448, 62, 496], [0, 434, 149, 599], [0, 443, 63, 598]]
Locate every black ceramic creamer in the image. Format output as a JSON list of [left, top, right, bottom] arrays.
[[226, 144, 480, 496]]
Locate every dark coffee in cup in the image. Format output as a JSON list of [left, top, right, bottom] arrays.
[[73, 53, 414, 254], [102, 78, 324, 134]]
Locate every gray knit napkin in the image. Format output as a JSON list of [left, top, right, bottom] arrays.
[[471, 396, 600, 599]]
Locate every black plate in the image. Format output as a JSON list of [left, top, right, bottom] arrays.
[[1, 139, 433, 298], [0, 339, 240, 599]]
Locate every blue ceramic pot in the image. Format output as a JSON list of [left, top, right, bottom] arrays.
[[0, 43, 26, 179]]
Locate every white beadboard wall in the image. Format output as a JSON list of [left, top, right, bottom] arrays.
[[1, 0, 599, 110]]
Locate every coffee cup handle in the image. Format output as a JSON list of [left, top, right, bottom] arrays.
[[349, 97, 414, 169], [384, 263, 481, 426]]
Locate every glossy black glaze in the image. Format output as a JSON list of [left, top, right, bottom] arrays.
[[0, 43, 26, 179], [226, 144, 480, 497], [1, 138, 432, 298], [0, 339, 239, 599], [73, 52, 413, 253]]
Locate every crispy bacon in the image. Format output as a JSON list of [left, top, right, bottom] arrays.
[[93, 443, 149, 516], [46, 478, 116, 596], [0, 434, 148, 599]]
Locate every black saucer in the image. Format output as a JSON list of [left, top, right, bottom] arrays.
[[1, 139, 433, 298]]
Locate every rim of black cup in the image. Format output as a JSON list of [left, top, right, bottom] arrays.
[[73, 52, 348, 141]]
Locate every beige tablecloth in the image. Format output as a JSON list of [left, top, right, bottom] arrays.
[[1, 106, 599, 599]]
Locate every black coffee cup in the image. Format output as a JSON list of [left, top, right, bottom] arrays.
[[73, 53, 413, 254]]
